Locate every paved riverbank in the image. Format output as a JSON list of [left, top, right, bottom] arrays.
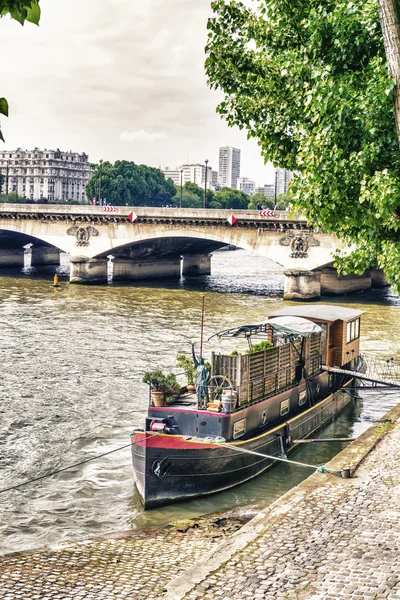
[[0, 513, 251, 600], [164, 403, 400, 600], [1, 403, 400, 600]]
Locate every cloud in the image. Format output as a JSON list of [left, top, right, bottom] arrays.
[[119, 130, 167, 143]]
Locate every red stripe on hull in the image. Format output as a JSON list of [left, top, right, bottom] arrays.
[[131, 433, 216, 450]]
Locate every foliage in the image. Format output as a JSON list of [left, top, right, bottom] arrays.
[[211, 187, 249, 210], [169, 181, 249, 209], [0, 1, 41, 142], [176, 353, 196, 385], [0, 171, 4, 193], [247, 191, 291, 211], [0, 192, 25, 203], [206, 0, 400, 291], [246, 340, 274, 354], [142, 369, 179, 394], [0, 0, 40, 25], [86, 160, 176, 207]]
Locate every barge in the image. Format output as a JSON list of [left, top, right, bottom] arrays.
[[131, 305, 364, 508]]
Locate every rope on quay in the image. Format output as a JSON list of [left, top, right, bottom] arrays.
[[0, 432, 159, 495], [219, 442, 341, 475]]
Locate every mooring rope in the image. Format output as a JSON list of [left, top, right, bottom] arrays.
[[218, 441, 340, 475], [0, 432, 160, 495]]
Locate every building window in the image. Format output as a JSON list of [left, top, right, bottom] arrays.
[[280, 399, 290, 416], [233, 419, 246, 439], [346, 318, 360, 344]]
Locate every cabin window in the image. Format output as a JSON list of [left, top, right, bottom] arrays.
[[298, 390, 307, 406], [346, 318, 360, 343], [280, 399, 290, 416], [233, 419, 246, 439]]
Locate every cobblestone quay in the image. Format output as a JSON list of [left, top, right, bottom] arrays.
[[2, 404, 400, 600], [165, 404, 400, 600]]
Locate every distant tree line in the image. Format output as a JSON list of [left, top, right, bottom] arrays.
[[0, 159, 291, 209], [86, 160, 176, 207], [170, 181, 291, 210]]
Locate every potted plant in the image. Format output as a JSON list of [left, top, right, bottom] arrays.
[[143, 369, 168, 406], [165, 372, 181, 405], [176, 354, 196, 393]]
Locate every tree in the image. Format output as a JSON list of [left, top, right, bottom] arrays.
[[85, 160, 176, 207], [206, 0, 400, 291], [0, 1, 41, 141], [211, 187, 249, 209], [247, 192, 274, 210], [0, 171, 4, 193]]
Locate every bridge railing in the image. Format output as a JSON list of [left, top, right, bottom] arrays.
[[0, 203, 306, 222]]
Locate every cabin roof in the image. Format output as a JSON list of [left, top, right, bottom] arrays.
[[267, 304, 364, 323]]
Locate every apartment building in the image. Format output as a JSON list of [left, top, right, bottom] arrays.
[[0, 147, 93, 202], [161, 163, 213, 188], [218, 146, 241, 189]]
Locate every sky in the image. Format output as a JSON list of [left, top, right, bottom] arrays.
[[0, 0, 275, 185]]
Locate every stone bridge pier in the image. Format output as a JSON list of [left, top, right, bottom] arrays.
[[284, 266, 388, 300], [69, 253, 213, 284]]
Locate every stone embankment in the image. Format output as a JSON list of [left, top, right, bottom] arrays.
[[2, 403, 400, 600]]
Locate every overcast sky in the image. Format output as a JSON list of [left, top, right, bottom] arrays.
[[0, 0, 274, 184]]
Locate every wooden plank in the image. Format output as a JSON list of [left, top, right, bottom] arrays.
[[321, 365, 400, 387]]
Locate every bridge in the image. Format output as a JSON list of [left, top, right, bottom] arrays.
[[0, 204, 387, 300]]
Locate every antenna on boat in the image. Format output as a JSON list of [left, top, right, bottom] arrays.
[[200, 295, 205, 357]]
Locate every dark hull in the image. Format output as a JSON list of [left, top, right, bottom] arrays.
[[132, 383, 353, 508]]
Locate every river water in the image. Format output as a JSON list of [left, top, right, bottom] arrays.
[[1, 250, 400, 555]]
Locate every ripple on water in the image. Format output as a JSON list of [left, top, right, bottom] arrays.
[[1, 250, 400, 554]]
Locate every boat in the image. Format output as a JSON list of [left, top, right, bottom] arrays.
[[131, 305, 365, 509]]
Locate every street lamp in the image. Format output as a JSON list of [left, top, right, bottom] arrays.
[[180, 168, 183, 209], [98, 159, 103, 205], [204, 159, 209, 209], [5, 160, 9, 203], [274, 169, 278, 210]]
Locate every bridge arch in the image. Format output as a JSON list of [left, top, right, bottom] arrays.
[[0, 228, 62, 268], [91, 227, 287, 270]]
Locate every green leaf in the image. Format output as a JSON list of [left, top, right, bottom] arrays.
[[0, 128, 4, 143], [26, 2, 41, 25], [0, 98, 9, 117]]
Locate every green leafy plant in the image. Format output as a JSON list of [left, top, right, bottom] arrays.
[[0, 1, 41, 142], [142, 369, 167, 392], [176, 353, 196, 386], [205, 0, 400, 292], [246, 341, 274, 354], [143, 369, 180, 397]]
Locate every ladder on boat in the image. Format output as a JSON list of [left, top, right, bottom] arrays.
[[322, 355, 400, 389]]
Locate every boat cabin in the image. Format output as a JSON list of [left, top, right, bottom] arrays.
[[267, 305, 363, 369]]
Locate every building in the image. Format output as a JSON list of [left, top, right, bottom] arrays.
[[161, 163, 213, 188], [237, 177, 256, 195], [218, 146, 241, 189], [0, 147, 93, 202], [257, 184, 275, 198], [275, 167, 292, 196], [211, 170, 219, 187]]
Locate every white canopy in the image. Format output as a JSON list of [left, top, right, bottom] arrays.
[[268, 316, 323, 337]]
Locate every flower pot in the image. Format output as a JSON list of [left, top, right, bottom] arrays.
[[151, 391, 165, 407]]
